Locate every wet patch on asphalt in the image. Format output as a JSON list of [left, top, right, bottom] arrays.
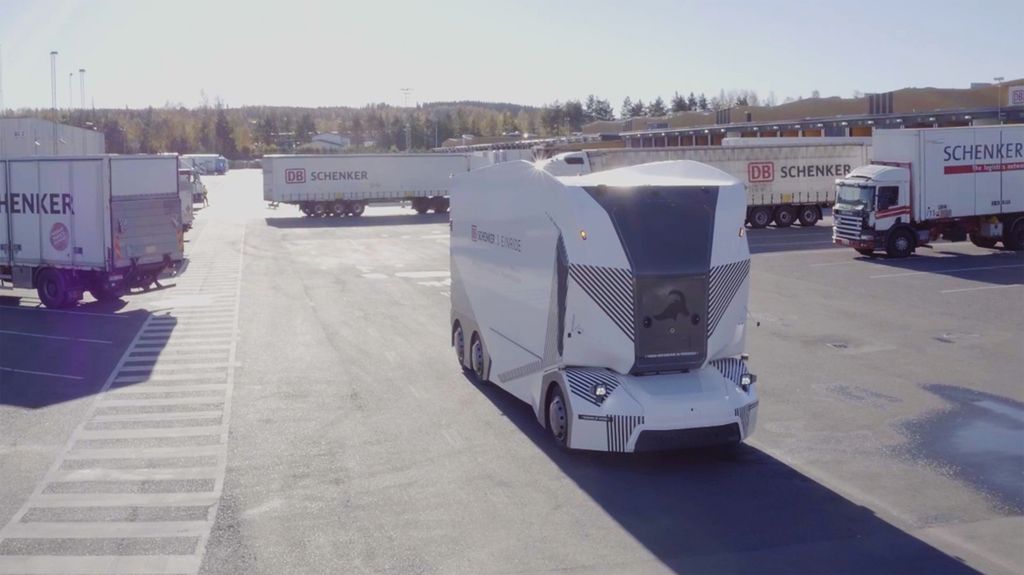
[[903, 384, 1024, 513]]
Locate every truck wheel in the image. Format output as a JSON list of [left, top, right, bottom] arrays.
[[1003, 220, 1024, 251], [748, 206, 772, 229], [886, 228, 915, 258], [413, 199, 429, 215], [546, 384, 570, 449], [348, 202, 365, 217], [453, 323, 466, 368], [36, 268, 70, 309], [90, 281, 124, 303], [855, 248, 876, 257], [969, 233, 998, 249], [774, 206, 797, 228], [470, 333, 487, 383], [797, 206, 820, 227], [300, 204, 314, 217], [312, 203, 327, 217], [432, 197, 449, 214], [331, 202, 347, 217]]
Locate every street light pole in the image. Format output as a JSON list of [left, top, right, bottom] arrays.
[[79, 69, 86, 109], [68, 72, 74, 112], [401, 88, 412, 152], [50, 50, 58, 153], [994, 76, 1004, 124]]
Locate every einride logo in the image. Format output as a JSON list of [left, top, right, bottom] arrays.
[[285, 168, 306, 184], [748, 162, 774, 183]]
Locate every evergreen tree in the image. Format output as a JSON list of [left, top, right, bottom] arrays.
[[620, 97, 634, 119], [671, 91, 689, 112], [648, 96, 667, 117], [687, 92, 698, 111]]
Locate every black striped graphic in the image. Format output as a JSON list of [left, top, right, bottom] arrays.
[[707, 259, 750, 337], [709, 357, 748, 386], [606, 415, 644, 452], [565, 368, 620, 407], [568, 264, 635, 340], [497, 360, 544, 383]]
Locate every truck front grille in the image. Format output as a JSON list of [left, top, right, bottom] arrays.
[[833, 212, 865, 240]]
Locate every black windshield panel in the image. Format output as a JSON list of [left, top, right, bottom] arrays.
[[584, 186, 717, 276]]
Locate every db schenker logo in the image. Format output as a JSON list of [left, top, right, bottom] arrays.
[[50, 222, 70, 251], [285, 168, 306, 184], [748, 162, 774, 183]]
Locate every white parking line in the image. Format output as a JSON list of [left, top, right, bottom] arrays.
[[395, 270, 450, 279], [940, 284, 1023, 294], [871, 263, 1024, 279], [0, 329, 112, 344], [0, 366, 83, 380]]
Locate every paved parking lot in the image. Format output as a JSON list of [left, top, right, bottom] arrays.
[[1, 170, 1021, 574]]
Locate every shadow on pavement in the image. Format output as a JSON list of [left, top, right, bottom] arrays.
[[463, 373, 976, 574], [746, 224, 841, 255], [264, 213, 449, 229], [0, 299, 174, 409], [853, 249, 1024, 286]]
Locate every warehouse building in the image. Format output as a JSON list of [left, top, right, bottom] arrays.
[[0, 118, 105, 157]]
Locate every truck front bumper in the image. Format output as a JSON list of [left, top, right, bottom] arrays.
[[563, 363, 758, 453], [833, 236, 876, 250]]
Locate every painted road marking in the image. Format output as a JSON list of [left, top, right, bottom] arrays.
[[940, 283, 1023, 294], [870, 263, 1024, 279], [0, 366, 83, 381], [0, 222, 244, 575], [0, 306, 133, 319], [0, 330, 112, 344], [394, 270, 450, 279]]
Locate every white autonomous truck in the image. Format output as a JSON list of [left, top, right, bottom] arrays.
[[450, 160, 758, 452]]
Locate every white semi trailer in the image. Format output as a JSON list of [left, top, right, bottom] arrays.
[[0, 155, 184, 308], [833, 125, 1024, 257], [450, 160, 758, 452], [541, 142, 870, 228], [262, 154, 473, 217]]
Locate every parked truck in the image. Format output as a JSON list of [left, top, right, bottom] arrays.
[[262, 154, 474, 217], [1, 155, 184, 308], [540, 142, 870, 228], [180, 154, 228, 175], [450, 160, 758, 452], [177, 168, 196, 231], [833, 126, 1024, 257]]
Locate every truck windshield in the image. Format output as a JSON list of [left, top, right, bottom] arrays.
[[835, 184, 874, 211], [583, 185, 716, 276]]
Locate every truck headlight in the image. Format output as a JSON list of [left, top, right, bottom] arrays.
[[740, 373, 757, 390], [593, 384, 608, 398]]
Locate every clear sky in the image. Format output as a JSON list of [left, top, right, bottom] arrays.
[[0, 0, 1021, 111]]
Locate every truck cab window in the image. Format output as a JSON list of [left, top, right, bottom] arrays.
[[877, 186, 899, 210]]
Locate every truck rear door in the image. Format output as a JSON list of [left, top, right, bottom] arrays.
[[110, 157, 182, 269]]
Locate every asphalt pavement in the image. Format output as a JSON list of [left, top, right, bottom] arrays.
[[1, 169, 1021, 574]]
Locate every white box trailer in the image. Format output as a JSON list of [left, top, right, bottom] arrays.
[[262, 153, 473, 217], [180, 154, 228, 175], [540, 142, 870, 228], [0, 155, 184, 308], [833, 126, 1024, 256], [450, 160, 758, 452]]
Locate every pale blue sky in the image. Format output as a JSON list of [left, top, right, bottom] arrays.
[[0, 0, 1020, 111]]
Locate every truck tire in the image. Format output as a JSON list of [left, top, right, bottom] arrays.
[[412, 199, 429, 215], [330, 201, 347, 217], [470, 333, 487, 383], [886, 228, 915, 258], [89, 279, 124, 303], [969, 233, 998, 249], [774, 206, 797, 228], [546, 384, 570, 449], [432, 197, 449, 214], [348, 202, 365, 217], [36, 268, 70, 309], [797, 205, 821, 227], [1003, 219, 1024, 251], [748, 206, 772, 229], [300, 203, 314, 217], [312, 203, 327, 217], [453, 322, 466, 369]]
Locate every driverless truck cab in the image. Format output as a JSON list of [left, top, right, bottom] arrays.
[[450, 160, 758, 452]]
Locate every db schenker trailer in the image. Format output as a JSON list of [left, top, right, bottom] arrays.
[[262, 154, 475, 217], [0, 155, 184, 308], [450, 160, 758, 452], [833, 125, 1024, 257], [540, 142, 869, 228]]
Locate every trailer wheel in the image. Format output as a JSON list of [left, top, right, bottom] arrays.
[[1003, 219, 1024, 251], [312, 203, 327, 217], [331, 202, 347, 217], [546, 384, 569, 449], [855, 248, 876, 257], [774, 206, 797, 228], [886, 228, 915, 258], [969, 233, 998, 249], [432, 197, 449, 214], [470, 333, 487, 383], [748, 207, 772, 229], [299, 203, 314, 217], [453, 322, 466, 368], [348, 202, 365, 217], [36, 268, 70, 309], [797, 206, 820, 227], [412, 199, 429, 215]]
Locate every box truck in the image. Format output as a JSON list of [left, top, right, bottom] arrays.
[[262, 153, 473, 217], [833, 126, 1024, 257], [177, 168, 196, 231], [540, 142, 870, 228], [450, 160, 758, 452], [1, 155, 185, 308], [180, 154, 228, 175]]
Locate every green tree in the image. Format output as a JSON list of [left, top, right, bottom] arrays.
[[563, 99, 585, 132], [671, 91, 689, 112], [648, 96, 667, 117], [542, 102, 565, 135], [620, 97, 634, 119], [215, 108, 238, 158], [687, 92, 698, 111], [295, 112, 316, 143], [697, 93, 709, 111], [629, 99, 646, 118]]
